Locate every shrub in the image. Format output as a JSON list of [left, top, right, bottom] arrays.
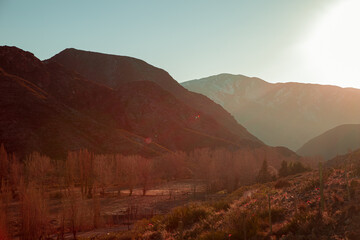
[[225, 207, 260, 239], [166, 204, 209, 231], [282, 211, 318, 235], [225, 186, 251, 201], [211, 200, 230, 212], [301, 178, 319, 192], [350, 179, 359, 198], [197, 231, 228, 240], [258, 207, 286, 223], [274, 179, 291, 189]]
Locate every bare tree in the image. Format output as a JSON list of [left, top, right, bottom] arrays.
[[78, 149, 95, 198], [25, 152, 53, 192], [19, 182, 49, 240], [9, 154, 22, 199], [0, 144, 9, 192], [113, 154, 124, 196], [66, 150, 95, 199], [94, 154, 114, 196], [121, 155, 138, 196], [0, 180, 11, 240], [136, 157, 154, 196]]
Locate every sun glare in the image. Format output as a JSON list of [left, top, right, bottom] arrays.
[[300, 0, 360, 88]]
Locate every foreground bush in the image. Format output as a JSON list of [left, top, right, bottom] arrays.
[[166, 204, 209, 231]]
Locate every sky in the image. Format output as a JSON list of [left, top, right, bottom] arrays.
[[1, 0, 359, 88]]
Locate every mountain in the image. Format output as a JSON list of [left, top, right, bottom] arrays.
[[0, 47, 265, 159], [182, 74, 360, 150], [326, 146, 360, 167], [48, 49, 260, 143], [297, 124, 360, 160]]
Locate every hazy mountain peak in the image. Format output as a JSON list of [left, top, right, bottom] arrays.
[[182, 74, 360, 150]]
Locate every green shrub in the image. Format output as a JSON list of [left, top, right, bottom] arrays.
[[301, 178, 319, 192], [282, 211, 318, 235], [258, 207, 286, 223], [274, 179, 291, 189], [225, 185, 252, 201], [211, 200, 230, 212], [350, 179, 359, 198], [166, 204, 209, 231], [225, 208, 260, 239]]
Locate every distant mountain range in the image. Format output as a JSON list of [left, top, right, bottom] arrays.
[[182, 74, 360, 151], [297, 124, 360, 160], [0, 47, 269, 159]]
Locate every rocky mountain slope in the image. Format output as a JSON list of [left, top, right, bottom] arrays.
[[297, 124, 360, 160], [0, 47, 266, 159], [182, 74, 360, 150]]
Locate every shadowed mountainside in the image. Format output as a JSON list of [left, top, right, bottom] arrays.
[[49, 49, 260, 143], [182, 74, 360, 150], [0, 47, 267, 159], [297, 124, 360, 160]]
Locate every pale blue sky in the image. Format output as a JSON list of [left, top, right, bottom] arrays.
[[3, 0, 359, 88]]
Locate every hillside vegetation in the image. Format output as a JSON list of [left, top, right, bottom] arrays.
[[92, 152, 360, 240]]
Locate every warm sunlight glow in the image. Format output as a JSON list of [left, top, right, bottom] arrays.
[[301, 0, 360, 88]]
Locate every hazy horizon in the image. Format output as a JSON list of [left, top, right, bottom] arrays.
[[1, 0, 360, 88]]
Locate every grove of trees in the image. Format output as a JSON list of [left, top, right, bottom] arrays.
[[0, 143, 302, 239]]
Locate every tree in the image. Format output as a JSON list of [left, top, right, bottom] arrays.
[[122, 155, 138, 196], [136, 157, 153, 196], [66, 150, 95, 198], [94, 154, 114, 195], [278, 161, 308, 177], [290, 162, 307, 175], [25, 152, 53, 192], [9, 154, 22, 199], [19, 182, 50, 240], [256, 159, 273, 183], [278, 160, 289, 177], [0, 144, 9, 192]]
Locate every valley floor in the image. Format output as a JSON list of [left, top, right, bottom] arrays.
[[82, 168, 360, 240]]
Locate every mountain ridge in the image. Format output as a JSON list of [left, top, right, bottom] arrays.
[[0, 46, 266, 159], [49, 49, 260, 143], [297, 124, 360, 160], [182, 73, 360, 150]]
